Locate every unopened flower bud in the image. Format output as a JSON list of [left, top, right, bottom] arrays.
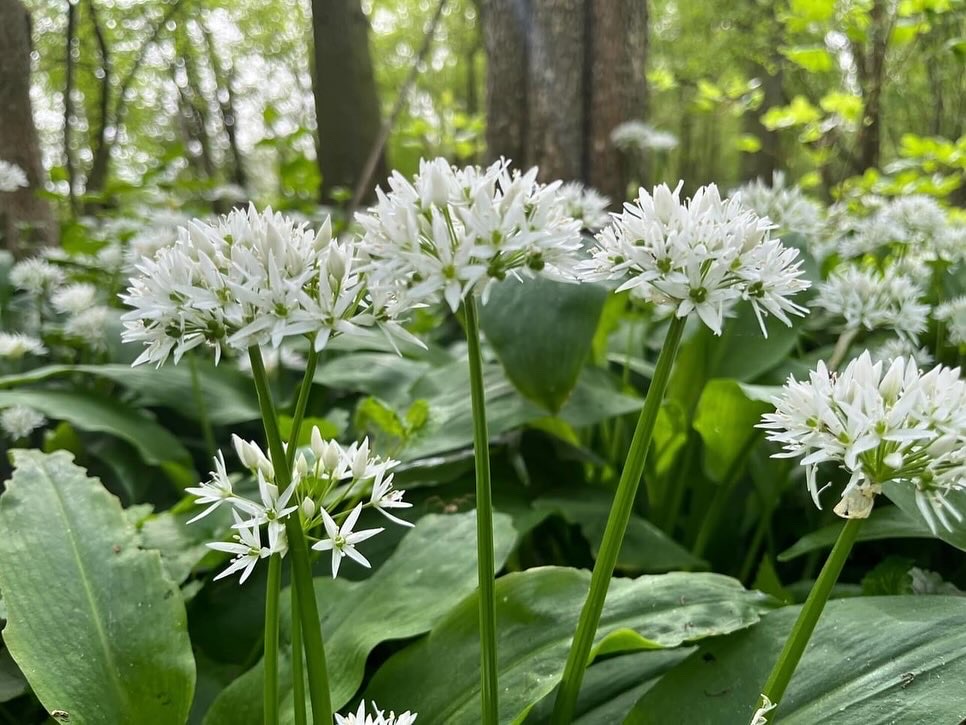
[[301, 497, 316, 519]]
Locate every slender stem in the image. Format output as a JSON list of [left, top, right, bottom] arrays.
[[248, 347, 333, 725], [551, 316, 687, 724], [263, 554, 282, 725], [827, 328, 858, 371], [286, 346, 320, 471], [755, 517, 863, 720], [291, 574, 308, 725], [462, 296, 499, 724], [188, 354, 217, 461]]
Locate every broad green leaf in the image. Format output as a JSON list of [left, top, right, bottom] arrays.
[[0, 362, 260, 425], [480, 272, 608, 414], [761, 97, 821, 130], [203, 511, 517, 723], [526, 649, 693, 724], [0, 451, 195, 724], [136, 506, 232, 586], [692, 379, 769, 482], [534, 491, 706, 572], [315, 352, 435, 403], [882, 481, 966, 552], [0, 389, 192, 468], [364, 568, 773, 723], [629, 595, 966, 724], [780, 46, 835, 72], [779, 506, 933, 561]]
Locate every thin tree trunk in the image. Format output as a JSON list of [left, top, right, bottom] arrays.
[[85, 0, 112, 197], [64, 1, 78, 213], [855, 0, 892, 172], [481, 0, 529, 164], [203, 24, 247, 188], [0, 0, 56, 253], [311, 0, 385, 203], [585, 0, 647, 202]]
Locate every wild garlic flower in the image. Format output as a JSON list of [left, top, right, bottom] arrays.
[[936, 297, 966, 346], [51, 283, 99, 315], [870, 337, 933, 368], [579, 182, 810, 335], [187, 428, 411, 583], [10, 258, 65, 295], [0, 405, 46, 440], [64, 306, 112, 350], [0, 332, 47, 359], [731, 172, 823, 239], [880, 195, 947, 246], [0, 160, 28, 192], [760, 351, 966, 533], [336, 701, 417, 725], [814, 265, 928, 342], [555, 181, 611, 231], [120, 204, 415, 367], [356, 157, 584, 312], [750, 695, 777, 725], [610, 120, 679, 153]]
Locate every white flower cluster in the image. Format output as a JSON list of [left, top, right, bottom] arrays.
[[187, 429, 411, 583], [0, 405, 46, 440], [761, 351, 966, 532], [579, 182, 810, 335], [10, 258, 65, 295], [814, 265, 929, 341], [554, 181, 612, 232], [336, 701, 417, 725], [936, 297, 966, 347], [0, 160, 28, 192], [0, 332, 47, 360], [731, 172, 823, 239], [870, 337, 933, 369], [610, 121, 679, 153], [357, 157, 584, 312], [120, 204, 417, 367]]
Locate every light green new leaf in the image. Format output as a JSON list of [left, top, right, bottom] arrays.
[[629, 595, 966, 724], [203, 511, 517, 723], [364, 568, 773, 724], [779, 506, 934, 561], [0, 389, 192, 468], [692, 379, 769, 482], [0, 451, 196, 725], [480, 277, 608, 413]]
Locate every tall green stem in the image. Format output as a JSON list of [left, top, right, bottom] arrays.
[[189, 353, 216, 461], [286, 346, 320, 470], [291, 575, 308, 725], [552, 315, 686, 725], [462, 296, 499, 724], [248, 347, 333, 725], [263, 554, 282, 725], [755, 517, 863, 720]]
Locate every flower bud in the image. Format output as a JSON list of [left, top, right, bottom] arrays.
[[301, 497, 316, 520], [311, 426, 325, 459]]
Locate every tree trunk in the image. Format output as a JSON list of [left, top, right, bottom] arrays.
[[64, 1, 78, 213], [585, 0, 647, 201], [204, 23, 247, 188], [0, 0, 56, 254], [855, 0, 890, 172], [482, 0, 648, 200], [311, 0, 385, 203], [85, 0, 112, 198]]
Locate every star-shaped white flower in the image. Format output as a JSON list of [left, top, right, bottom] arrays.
[[207, 512, 271, 584], [312, 503, 384, 578], [369, 469, 413, 527], [185, 451, 236, 523]]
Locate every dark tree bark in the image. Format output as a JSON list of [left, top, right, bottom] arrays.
[[311, 0, 385, 203], [482, 0, 648, 199], [0, 0, 56, 253], [854, 0, 893, 173], [481, 0, 529, 164], [64, 1, 78, 213]]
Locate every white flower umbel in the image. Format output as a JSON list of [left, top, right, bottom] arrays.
[[731, 172, 823, 240], [51, 283, 99, 315], [120, 205, 414, 367], [313, 503, 384, 578], [610, 120, 679, 153], [356, 157, 584, 313], [10, 258, 65, 295], [870, 337, 934, 368], [335, 700, 417, 725], [0, 160, 28, 192], [760, 351, 966, 532], [0, 405, 46, 440], [0, 332, 47, 360], [814, 265, 929, 342], [64, 306, 112, 351], [936, 297, 966, 347], [555, 181, 612, 232], [579, 182, 810, 335], [207, 511, 272, 584]]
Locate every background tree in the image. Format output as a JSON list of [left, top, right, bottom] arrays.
[[0, 0, 56, 253]]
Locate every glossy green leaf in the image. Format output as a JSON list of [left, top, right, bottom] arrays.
[[0, 451, 195, 724], [480, 277, 608, 413], [533, 490, 706, 572], [779, 506, 933, 561], [203, 511, 517, 723], [364, 568, 773, 723], [629, 595, 966, 724], [692, 379, 769, 482], [0, 389, 192, 468]]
